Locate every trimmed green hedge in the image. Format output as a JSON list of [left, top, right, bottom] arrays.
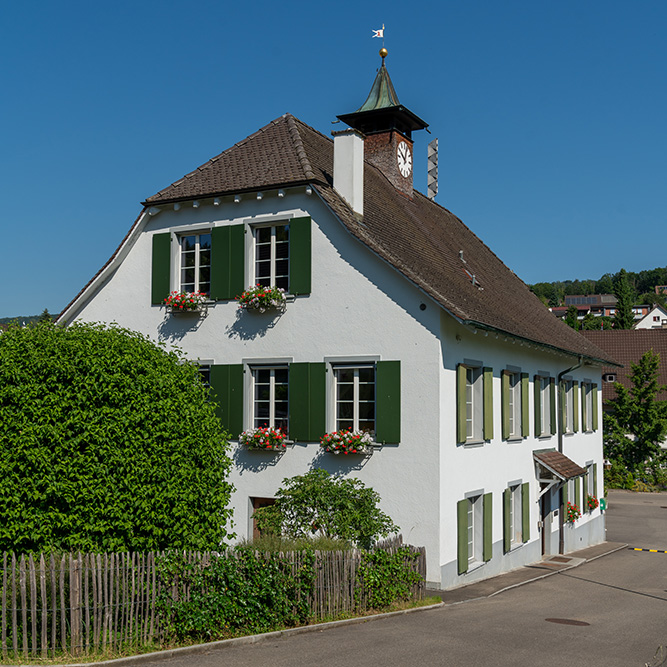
[[0, 322, 234, 553]]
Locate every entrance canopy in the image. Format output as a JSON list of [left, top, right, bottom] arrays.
[[534, 450, 586, 482]]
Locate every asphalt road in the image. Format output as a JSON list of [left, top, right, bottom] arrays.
[[138, 490, 667, 667]]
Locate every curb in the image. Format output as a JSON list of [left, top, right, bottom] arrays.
[[33, 601, 446, 667], [485, 542, 629, 600]]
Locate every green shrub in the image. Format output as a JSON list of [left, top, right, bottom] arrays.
[[156, 548, 315, 642], [253, 469, 397, 549], [356, 547, 423, 609], [0, 322, 234, 553]]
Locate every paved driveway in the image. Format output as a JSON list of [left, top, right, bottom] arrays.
[[134, 490, 667, 667]]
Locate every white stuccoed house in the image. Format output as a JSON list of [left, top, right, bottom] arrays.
[[58, 53, 617, 589]]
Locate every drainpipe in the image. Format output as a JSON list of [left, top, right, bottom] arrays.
[[557, 355, 584, 555]]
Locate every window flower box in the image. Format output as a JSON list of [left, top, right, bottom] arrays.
[[236, 285, 286, 313], [566, 501, 581, 523], [163, 291, 208, 315], [586, 494, 599, 511], [320, 429, 373, 455], [239, 427, 287, 451]]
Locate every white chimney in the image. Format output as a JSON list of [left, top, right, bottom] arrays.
[[333, 129, 364, 216]]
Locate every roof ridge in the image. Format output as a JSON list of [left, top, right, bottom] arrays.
[[285, 114, 316, 181], [145, 115, 303, 202]]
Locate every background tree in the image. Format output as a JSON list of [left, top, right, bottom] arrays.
[[604, 349, 667, 472], [37, 308, 53, 323], [595, 273, 615, 294], [637, 291, 666, 309], [613, 268, 636, 329], [254, 469, 397, 549], [564, 305, 579, 330], [0, 321, 234, 553]]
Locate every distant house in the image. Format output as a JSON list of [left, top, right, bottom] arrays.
[[57, 54, 616, 589], [579, 330, 667, 405], [635, 305, 667, 330], [553, 294, 651, 324]]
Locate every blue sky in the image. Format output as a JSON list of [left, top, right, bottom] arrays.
[[2, 0, 666, 318]]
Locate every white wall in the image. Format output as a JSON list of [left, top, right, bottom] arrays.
[[437, 317, 605, 589], [68, 188, 606, 589], [70, 189, 446, 582]]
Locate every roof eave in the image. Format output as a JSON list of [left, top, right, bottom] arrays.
[[141, 178, 322, 207], [461, 319, 623, 367]]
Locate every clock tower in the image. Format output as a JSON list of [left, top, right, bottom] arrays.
[[337, 49, 428, 199]]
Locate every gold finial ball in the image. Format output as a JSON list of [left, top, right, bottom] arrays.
[[379, 47, 388, 58]]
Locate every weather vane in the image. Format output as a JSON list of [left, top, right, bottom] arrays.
[[372, 24, 385, 52]]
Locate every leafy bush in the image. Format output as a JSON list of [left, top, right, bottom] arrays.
[[156, 548, 315, 642], [253, 469, 397, 549], [604, 459, 635, 489], [0, 321, 234, 552], [356, 547, 423, 609]]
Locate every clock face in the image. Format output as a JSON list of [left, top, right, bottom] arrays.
[[397, 141, 412, 178]]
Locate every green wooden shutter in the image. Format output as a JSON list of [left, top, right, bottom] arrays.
[[483, 493, 493, 562], [573, 381, 579, 432], [210, 224, 245, 301], [521, 482, 530, 542], [289, 363, 326, 442], [549, 379, 557, 435], [501, 372, 510, 440], [376, 360, 401, 444], [209, 364, 244, 437], [457, 499, 469, 574], [503, 488, 511, 553], [593, 463, 598, 498], [289, 216, 312, 295], [583, 472, 588, 508], [521, 373, 529, 438], [151, 233, 171, 305], [457, 365, 467, 443], [483, 368, 494, 441], [592, 384, 599, 431], [575, 476, 581, 510], [534, 376, 542, 437]]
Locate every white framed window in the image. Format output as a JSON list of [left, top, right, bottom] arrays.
[[250, 366, 289, 433], [179, 232, 211, 294], [333, 364, 376, 435], [582, 382, 594, 432], [503, 370, 522, 439], [466, 366, 483, 442], [535, 375, 552, 436], [508, 485, 522, 547], [467, 494, 483, 565], [197, 363, 211, 387], [253, 224, 289, 291]]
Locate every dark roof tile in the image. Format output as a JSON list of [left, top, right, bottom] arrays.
[[67, 114, 618, 366], [580, 329, 667, 401], [534, 451, 587, 479]]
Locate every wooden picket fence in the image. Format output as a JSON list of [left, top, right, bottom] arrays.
[[0, 540, 425, 660]]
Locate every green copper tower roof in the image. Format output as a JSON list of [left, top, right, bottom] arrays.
[[356, 60, 401, 112], [337, 54, 428, 139]]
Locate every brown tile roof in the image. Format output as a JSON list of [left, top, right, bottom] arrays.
[[579, 329, 667, 402], [534, 451, 587, 479], [99, 113, 616, 364]]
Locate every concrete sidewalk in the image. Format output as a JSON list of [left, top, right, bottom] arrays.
[[426, 540, 628, 605]]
